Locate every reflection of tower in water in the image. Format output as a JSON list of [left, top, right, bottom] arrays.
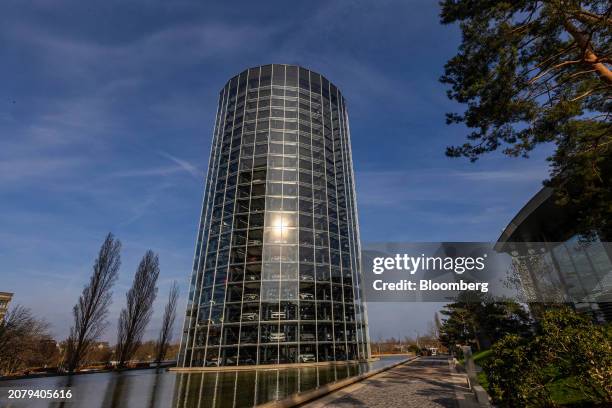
[[172, 363, 368, 407]]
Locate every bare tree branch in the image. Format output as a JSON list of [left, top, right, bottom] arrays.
[[115, 250, 159, 368], [528, 59, 583, 84], [154, 281, 179, 366], [64, 233, 121, 372], [0, 306, 54, 375]]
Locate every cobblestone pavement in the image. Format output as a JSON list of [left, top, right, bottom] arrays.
[[302, 357, 474, 408]]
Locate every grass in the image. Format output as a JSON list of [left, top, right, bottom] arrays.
[[547, 377, 594, 406], [470, 350, 598, 406], [470, 349, 492, 390], [457, 348, 492, 365], [476, 371, 489, 390], [471, 349, 492, 365]]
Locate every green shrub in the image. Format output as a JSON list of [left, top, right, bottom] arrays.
[[483, 307, 612, 407]]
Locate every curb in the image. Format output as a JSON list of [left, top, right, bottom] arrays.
[[0, 363, 174, 382], [471, 384, 491, 407], [255, 357, 415, 408], [452, 358, 491, 407], [169, 358, 379, 373]]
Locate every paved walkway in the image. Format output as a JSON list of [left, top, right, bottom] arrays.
[[302, 357, 477, 408]]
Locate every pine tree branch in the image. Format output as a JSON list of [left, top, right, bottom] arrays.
[[528, 59, 583, 84], [561, 14, 612, 84], [569, 9, 612, 26]]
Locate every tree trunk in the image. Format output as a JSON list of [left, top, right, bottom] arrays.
[[562, 17, 612, 84]]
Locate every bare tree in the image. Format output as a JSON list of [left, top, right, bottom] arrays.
[[434, 312, 442, 339], [115, 250, 159, 368], [64, 233, 121, 372], [0, 305, 52, 375], [154, 281, 178, 366]]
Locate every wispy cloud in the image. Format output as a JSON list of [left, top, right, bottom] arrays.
[[159, 152, 202, 178], [6, 20, 283, 80], [355, 163, 548, 242], [119, 193, 160, 226], [454, 168, 548, 182], [357, 164, 548, 207], [108, 166, 190, 179], [0, 157, 85, 184], [106, 153, 202, 180]]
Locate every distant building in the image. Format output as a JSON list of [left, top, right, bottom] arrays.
[[496, 187, 612, 322], [93, 341, 111, 350], [0, 292, 13, 321]]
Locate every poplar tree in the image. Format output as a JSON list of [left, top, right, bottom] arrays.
[[154, 281, 179, 366], [65, 233, 121, 372], [115, 250, 159, 368]]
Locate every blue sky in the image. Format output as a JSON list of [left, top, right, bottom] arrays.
[[0, 0, 552, 342]]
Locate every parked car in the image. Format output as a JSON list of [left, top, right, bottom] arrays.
[[224, 355, 256, 365], [199, 317, 222, 326], [298, 354, 316, 363], [241, 312, 258, 321], [299, 292, 314, 300], [239, 356, 256, 365], [205, 357, 222, 367], [240, 335, 258, 344], [270, 311, 286, 319], [198, 318, 214, 326], [299, 275, 314, 281], [244, 293, 259, 301], [268, 332, 286, 342]]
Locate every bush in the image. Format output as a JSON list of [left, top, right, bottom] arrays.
[[483, 307, 612, 407], [484, 334, 553, 406]]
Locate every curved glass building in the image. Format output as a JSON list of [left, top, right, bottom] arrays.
[[179, 64, 370, 367]]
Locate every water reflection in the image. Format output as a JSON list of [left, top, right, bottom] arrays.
[[173, 357, 405, 408], [0, 369, 177, 408], [0, 357, 405, 408]]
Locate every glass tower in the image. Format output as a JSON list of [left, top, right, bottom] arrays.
[[179, 64, 370, 367]]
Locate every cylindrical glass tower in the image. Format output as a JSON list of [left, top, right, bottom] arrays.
[[179, 64, 370, 367]]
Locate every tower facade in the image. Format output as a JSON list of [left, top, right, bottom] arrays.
[[179, 64, 369, 367]]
